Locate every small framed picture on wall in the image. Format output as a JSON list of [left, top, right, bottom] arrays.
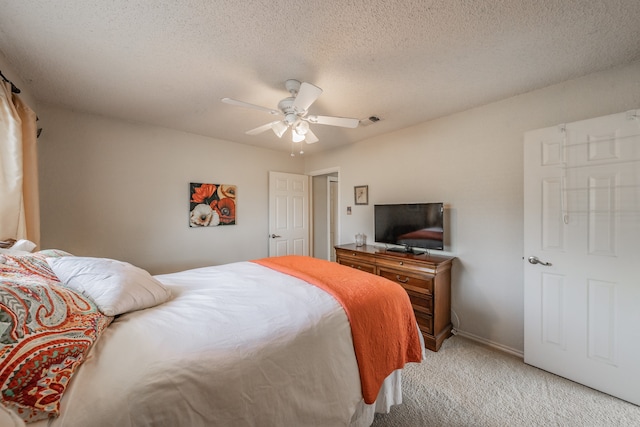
[[354, 185, 368, 205]]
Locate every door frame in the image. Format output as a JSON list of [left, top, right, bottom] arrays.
[[327, 175, 339, 261], [309, 167, 341, 259]]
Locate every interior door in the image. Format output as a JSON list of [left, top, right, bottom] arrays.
[[523, 110, 640, 405], [268, 171, 310, 257]]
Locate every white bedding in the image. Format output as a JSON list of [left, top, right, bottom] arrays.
[[29, 261, 412, 427]]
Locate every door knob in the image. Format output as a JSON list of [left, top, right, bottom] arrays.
[[270, 234, 281, 238], [528, 256, 552, 266]]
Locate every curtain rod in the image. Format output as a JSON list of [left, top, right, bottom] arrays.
[[0, 70, 21, 94]]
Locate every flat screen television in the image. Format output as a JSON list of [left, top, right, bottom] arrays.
[[374, 203, 444, 251]]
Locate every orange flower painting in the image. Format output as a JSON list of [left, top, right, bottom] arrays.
[[190, 182, 237, 227]]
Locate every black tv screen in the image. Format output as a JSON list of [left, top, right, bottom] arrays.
[[374, 203, 444, 250]]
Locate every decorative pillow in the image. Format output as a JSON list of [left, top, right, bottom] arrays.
[[0, 248, 30, 255], [0, 251, 112, 422], [46, 257, 172, 316], [0, 249, 71, 270]]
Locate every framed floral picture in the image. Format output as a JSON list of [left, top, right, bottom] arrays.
[[354, 185, 368, 205], [189, 182, 237, 227]]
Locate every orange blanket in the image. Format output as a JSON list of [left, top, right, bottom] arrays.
[[252, 255, 422, 404]]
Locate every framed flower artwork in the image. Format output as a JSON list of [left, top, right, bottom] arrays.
[[189, 182, 237, 227], [354, 185, 368, 205]]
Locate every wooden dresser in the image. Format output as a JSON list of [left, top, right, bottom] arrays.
[[335, 243, 454, 352]]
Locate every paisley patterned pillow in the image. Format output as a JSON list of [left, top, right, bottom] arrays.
[[0, 251, 113, 422]]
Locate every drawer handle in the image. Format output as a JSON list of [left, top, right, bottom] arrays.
[[399, 261, 404, 265], [352, 253, 356, 256], [350, 264, 362, 270], [396, 275, 409, 283]]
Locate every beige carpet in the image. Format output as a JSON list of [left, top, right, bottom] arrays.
[[372, 335, 640, 426]]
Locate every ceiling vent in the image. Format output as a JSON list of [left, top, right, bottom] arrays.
[[359, 116, 381, 127]]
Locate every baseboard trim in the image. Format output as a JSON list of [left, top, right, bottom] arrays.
[[452, 330, 524, 359]]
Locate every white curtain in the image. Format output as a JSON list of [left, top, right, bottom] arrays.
[[0, 81, 40, 246]]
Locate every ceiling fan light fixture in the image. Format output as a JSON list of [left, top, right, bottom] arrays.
[[271, 121, 288, 138], [294, 120, 309, 135], [292, 130, 305, 143]]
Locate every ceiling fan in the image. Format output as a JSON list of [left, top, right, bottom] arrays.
[[221, 79, 359, 144]]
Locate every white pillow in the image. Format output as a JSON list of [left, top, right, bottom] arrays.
[[11, 239, 37, 252], [46, 256, 172, 316]]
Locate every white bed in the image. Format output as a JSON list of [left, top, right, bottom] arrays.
[[1, 254, 423, 427]]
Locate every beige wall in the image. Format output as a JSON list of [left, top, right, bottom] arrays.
[[304, 61, 640, 353], [37, 106, 304, 274]]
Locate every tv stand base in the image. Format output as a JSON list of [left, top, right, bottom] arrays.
[[387, 247, 410, 253], [387, 246, 422, 255]]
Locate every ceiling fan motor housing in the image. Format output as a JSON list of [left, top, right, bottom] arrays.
[[278, 97, 296, 115], [285, 79, 301, 96], [278, 97, 300, 125]]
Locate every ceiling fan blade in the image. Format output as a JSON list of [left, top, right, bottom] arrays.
[[293, 82, 323, 112], [305, 129, 319, 144], [221, 98, 281, 115], [246, 121, 280, 135], [307, 115, 359, 128]]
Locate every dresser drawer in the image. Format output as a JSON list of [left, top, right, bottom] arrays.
[[378, 268, 434, 296], [415, 312, 434, 335], [337, 259, 376, 274], [336, 249, 376, 263], [376, 257, 436, 275], [406, 289, 433, 316]]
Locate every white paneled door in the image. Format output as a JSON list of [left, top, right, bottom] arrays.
[[268, 171, 310, 257], [524, 110, 640, 405]]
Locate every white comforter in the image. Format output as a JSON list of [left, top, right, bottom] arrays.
[[30, 261, 406, 427]]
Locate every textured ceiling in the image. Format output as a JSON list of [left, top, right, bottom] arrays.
[[1, 0, 639, 154]]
